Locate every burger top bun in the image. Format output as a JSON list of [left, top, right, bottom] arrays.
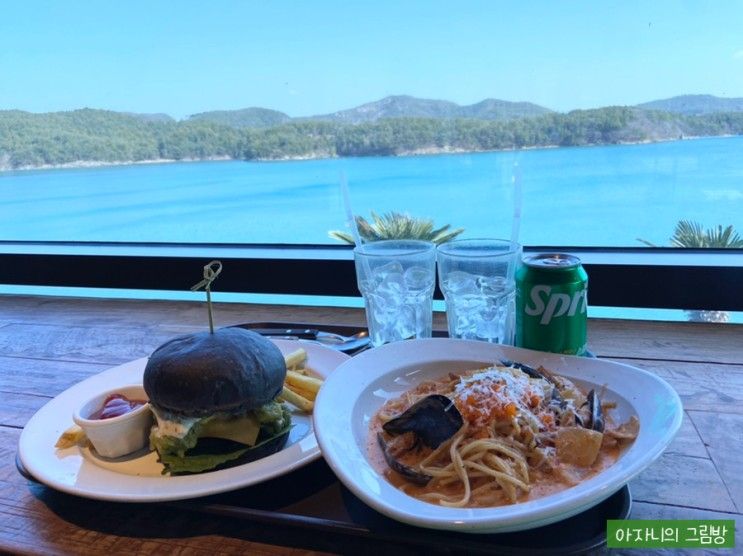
[[143, 328, 287, 416]]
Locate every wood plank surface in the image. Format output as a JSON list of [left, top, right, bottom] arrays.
[[586, 319, 743, 364], [629, 452, 736, 512], [688, 411, 743, 513], [609, 359, 743, 415], [0, 294, 741, 555]]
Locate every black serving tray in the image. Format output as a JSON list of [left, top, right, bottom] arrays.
[[17, 321, 627, 555], [16, 454, 629, 555]]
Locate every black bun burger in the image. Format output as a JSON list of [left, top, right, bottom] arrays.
[[143, 327, 290, 474]]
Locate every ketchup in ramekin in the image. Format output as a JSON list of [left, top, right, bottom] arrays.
[[72, 385, 153, 458], [92, 394, 148, 420]]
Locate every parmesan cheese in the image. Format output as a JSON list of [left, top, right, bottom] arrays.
[[452, 366, 552, 429]]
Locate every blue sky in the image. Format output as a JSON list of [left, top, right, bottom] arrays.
[[2, 1, 742, 119]]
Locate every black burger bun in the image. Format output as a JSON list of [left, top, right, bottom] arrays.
[[143, 327, 286, 416]]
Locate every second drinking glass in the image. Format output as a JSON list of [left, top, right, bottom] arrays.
[[437, 238, 522, 344]]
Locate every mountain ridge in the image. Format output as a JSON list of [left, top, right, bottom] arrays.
[[636, 94, 743, 115], [5, 93, 743, 126], [187, 93, 743, 128], [300, 94, 552, 124]]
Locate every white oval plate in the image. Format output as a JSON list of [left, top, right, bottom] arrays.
[[19, 340, 349, 502], [313, 338, 682, 533]]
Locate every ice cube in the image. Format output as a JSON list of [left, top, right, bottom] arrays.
[[371, 261, 404, 283], [403, 266, 433, 292], [377, 271, 405, 298], [443, 271, 479, 296], [392, 305, 416, 341], [476, 275, 510, 296]]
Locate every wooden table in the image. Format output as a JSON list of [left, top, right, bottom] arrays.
[[1, 295, 741, 555]]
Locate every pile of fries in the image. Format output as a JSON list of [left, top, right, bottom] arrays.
[[278, 348, 323, 413]]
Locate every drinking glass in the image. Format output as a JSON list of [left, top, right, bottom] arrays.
[[354, 240, 436, 347], [437, 238, 522, 344]]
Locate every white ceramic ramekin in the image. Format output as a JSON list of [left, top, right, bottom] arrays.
[[72, 385, 153, 458]]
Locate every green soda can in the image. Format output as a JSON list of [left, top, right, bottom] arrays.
[[515, 253, 588, 355]]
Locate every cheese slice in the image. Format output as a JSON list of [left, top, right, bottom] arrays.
[[150, 406, 261, 446], [198, 414, 260, 446]]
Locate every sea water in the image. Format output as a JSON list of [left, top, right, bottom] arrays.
[[1, 136, 741, 248]]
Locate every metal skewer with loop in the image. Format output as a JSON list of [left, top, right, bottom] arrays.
[[191, 260, 222, 334]]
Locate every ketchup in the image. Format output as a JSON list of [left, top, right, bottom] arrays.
[[92, 394, 147, 420]]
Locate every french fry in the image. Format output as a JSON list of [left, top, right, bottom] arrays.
[[285, 382, 317, 402], [285, 370, 323, 395], [55, 424, 87, 449], [283, 348, 308, 370], [280, 349, 324, 409], [279, 386, 314, 412]]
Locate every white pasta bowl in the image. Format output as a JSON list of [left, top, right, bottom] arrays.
[[313, 338, 682, 533]]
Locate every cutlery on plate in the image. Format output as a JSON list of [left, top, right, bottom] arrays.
[[250, 328, 370, 353]]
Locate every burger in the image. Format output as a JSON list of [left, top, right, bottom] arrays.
[[143, 327, 290, 474]]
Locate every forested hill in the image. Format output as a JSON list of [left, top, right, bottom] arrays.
[[1, 104, 743, 170], [637, 95, 743, 115], [301, 95, 552, 123], [188, 107, 291, 128], [188, 95, 552, 128]]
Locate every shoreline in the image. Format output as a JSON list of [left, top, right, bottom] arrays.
[[0, 134, 734, 173], [0, 155, 233, 173]]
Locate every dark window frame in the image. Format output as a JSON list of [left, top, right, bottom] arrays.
[[1, 242, 741, 312]]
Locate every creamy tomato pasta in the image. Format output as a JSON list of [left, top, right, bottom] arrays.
[[370, 361, 639, 508]]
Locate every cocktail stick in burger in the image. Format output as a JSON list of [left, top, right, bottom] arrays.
[[143, 328, 291, 474]]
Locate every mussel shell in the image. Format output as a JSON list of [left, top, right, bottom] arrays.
[[377, 433, 433, 485], [500, 359, 557, 385], [587, 389, 605, 432], [382, 394, 463, 449], [550, 386, 567, 410]]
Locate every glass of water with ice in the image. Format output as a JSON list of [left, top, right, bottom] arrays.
[[354, 240, 436, 347], [436, 238, 522, 344]]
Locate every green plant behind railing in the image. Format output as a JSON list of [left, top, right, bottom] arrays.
[[638, 219, 743, 248], [638, 219, 741, 323], [329, 211, 464, 245]]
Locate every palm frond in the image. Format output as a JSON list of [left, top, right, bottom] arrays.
[[327, 230, 355, 244], [670, 220, 743, 248], [671, 220, 707, 247], [636, 237, 658, 247], [328, 211, 465, 245]]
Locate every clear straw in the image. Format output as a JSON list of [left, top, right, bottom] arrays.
[[510, 161, 522, 248], [340, 171, 364, 247], [509, 161, 523, 278], [339, 172, 372, 281]]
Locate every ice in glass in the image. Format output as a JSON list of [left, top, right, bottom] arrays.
[[437, 239, 521, 344], [354, 240, 436, 347]]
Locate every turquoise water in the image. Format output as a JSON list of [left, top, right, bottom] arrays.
[[1, 136, 741, 246]]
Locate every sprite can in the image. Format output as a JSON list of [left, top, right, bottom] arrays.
[[515, 253, 588, 355]]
